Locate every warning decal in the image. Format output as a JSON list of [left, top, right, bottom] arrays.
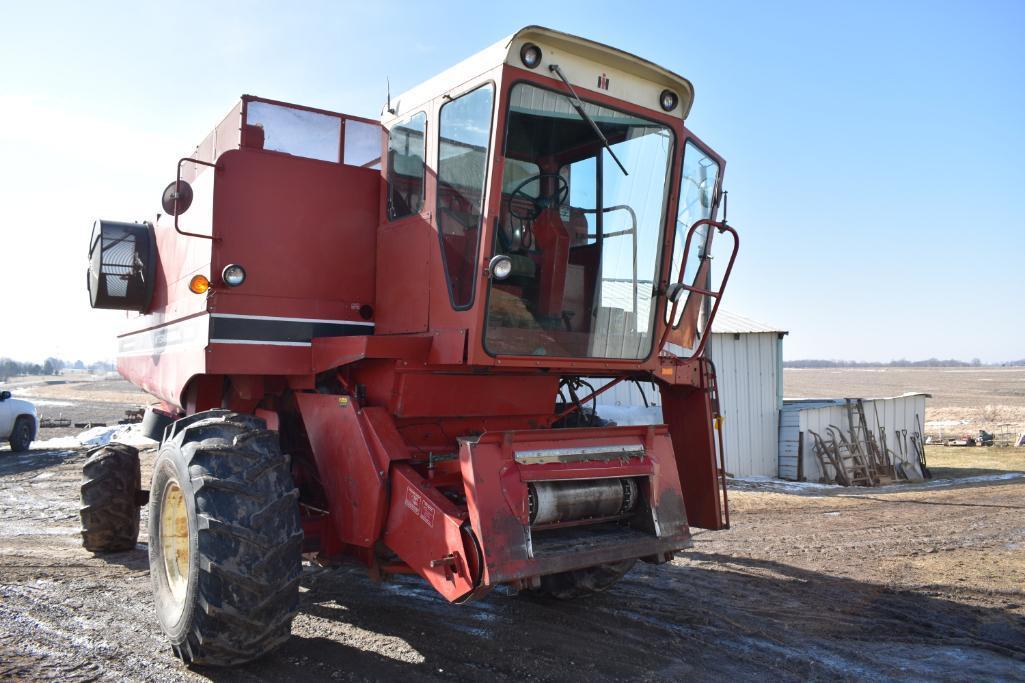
[[404, 485, 436, 528]]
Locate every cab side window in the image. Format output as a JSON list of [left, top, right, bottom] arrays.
[[436, 84, 495, 308], [387, 112, 427, 220]]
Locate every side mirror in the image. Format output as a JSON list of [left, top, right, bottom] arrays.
[[0, 390, 10, 401], [161, 180, 194, 216]]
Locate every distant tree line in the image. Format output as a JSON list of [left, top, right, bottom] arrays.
[[0, 357, 115, 381], [784, 358, 1023, 368]]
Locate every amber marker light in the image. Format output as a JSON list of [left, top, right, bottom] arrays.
[[189, 275, 210, 294]]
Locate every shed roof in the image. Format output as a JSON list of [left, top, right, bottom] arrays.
[[781, 393, 933, 412], [598, 281, 786, 336], [710, 310, 788, 335]]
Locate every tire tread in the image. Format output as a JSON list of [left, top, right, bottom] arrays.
[[79, 443, 141, 552], [155, 411, 301, 667]]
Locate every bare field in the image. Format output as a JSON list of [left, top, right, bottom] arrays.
[[4, 375, 149, 440], [1, 380, 1025, 680], [785, 366, 1025, 438], [5, 374, 148, 405]]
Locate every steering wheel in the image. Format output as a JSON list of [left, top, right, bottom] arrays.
[[508, 173, 569, 220]]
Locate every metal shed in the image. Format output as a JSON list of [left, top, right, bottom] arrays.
[[779, 394, 930, 482], [591, 310, 788, 478]]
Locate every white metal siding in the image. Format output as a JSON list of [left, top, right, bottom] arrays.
[[590, 331, 782, 478], [707, 332, 781, 477], [778, 410, 801, 479], [791, 395, 928, 482]]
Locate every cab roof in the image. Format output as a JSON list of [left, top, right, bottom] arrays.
[[386, 26, 695, 122]]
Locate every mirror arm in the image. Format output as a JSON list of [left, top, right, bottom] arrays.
[[173, 158, 220, 241]]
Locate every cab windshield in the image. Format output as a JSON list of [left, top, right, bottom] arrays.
[[484, 82, 674, 359]]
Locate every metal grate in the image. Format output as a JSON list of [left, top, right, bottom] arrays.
[[87, 220, 155, 312]]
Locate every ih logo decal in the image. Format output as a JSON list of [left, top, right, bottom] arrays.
[[597, 73, 610, 90]]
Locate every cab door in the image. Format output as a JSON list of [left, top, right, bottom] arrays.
[[375, 111, 432, 334], [432, 83, 496, 319]]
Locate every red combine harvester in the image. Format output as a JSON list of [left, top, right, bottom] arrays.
[[82, 26, 738, 666]]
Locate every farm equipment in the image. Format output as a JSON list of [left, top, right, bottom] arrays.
[[82, 26, 738, 666]]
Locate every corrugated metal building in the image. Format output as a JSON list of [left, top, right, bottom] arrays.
[[592, 310, 788, 478], [706, 312, 788, 477], [779, 394, 930, 481]]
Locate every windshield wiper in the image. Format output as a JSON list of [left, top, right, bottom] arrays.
[[548, 64, 628, 176]]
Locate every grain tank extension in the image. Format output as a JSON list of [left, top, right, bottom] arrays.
[[82, 26, 739, 666]]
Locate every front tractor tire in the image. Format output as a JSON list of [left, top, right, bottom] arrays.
[[529, 560, 636, 600], [149, 411, 302, 667], [80, 443, 143, 552]]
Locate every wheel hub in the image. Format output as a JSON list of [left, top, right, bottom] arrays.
[[159, 480, 190, 611]]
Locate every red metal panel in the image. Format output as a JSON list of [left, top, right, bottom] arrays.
[[382, 464, 479, 602], [657, 356, 703, 386], [208, 291, 367, 324], [207, 343, 311, 376], [184, 374, 224, 413], [428, 329, 466, 365], [361, 407, 412, 462], [375, 214, 432, 334], [212, 149, 379, 308], [459, 426, 690, 586], [392, 373, 558, 418], [311, 335, 431, 373], [659, 382, 724, 530], [295, 393, 390, 548], [118, 346, 207, 410]]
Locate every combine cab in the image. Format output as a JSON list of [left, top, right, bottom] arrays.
[[82, 26, 738, 666]]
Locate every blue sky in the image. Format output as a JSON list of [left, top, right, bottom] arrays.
[[1, 0, 1022, 362]]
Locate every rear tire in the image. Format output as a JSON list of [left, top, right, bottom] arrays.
[[80, 443, 142, 552], [529, 560, 635, 600], [149, 411, 302, 667], [9, 416, 33, 452]]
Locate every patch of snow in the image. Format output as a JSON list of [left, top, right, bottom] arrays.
[[729, 472, 1025, 496], [876, 471, 1025, 491], [28, 436, 83, 449], [32, 424, 156, 450], [728, 476, 842, 494]]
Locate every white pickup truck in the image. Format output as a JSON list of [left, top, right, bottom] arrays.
[[0, 390, 37, 451]]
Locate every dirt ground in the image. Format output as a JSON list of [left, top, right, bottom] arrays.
[[2, 386, 1025, 681], [785, 366, 1025, 439]]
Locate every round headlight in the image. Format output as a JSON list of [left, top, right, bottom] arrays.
[[488, 254, 513, 280], [659, 89, 679, 112], [221, 264, 246, 287], [520, 43, 542, 69]]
